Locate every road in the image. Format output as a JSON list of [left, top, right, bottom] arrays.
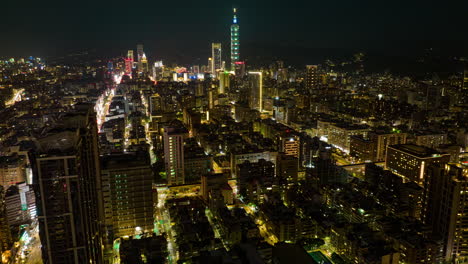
[[96, 87, 116, 131], [156, 188, 178, 263], [241, 204, 278, 245], [12, 224, 42, 264], [5, 88, 24, 107]]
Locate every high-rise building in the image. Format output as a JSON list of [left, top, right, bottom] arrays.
[[422, 163, 468, 262], [230, 8, 240, 70], [141, 53, 149, 74], [305, 65, 319, 91], [125, 50, 134, 76], [385, 144, 450, 184], [5, 183, 36, 227], [152, 61, 164, 81], [211, 43, 222, 75], [234, 61, 246, 77], [163, 126, 188, 186], [0, 186, 13, 259], [32, 104, 104, 264], [136, 44, 144, 72], [278, 134, 300, 158], [127, 50, 134, 61], [248, 72, 263, 111], [101, 152, 154, 240], [219, 71, 230, 94]]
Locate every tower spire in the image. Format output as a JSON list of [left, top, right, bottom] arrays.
[[233, 8, 237, 24], [230, 7, 240, 70]]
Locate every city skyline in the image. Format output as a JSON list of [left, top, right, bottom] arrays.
[[1, 2, 468, 264], [2, 1, 468, 62]]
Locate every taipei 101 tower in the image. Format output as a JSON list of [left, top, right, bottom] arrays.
[[230, 8, 240, 70]]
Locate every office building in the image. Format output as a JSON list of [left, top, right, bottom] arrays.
[[234, 61, 246, 76], [33, 104, 103, 264], [248, 72, 263, 111], [305, 65, 319, 91], [230, 8, 240, 70], [163, 126, 188, 185], [422, 163, 468, 262], [278, 134, 300, 158], [350, 131, 408, 162], [211, 43, 222, 74], [219, 71, 230, 94], [140, 53, 149, 74], [385, 144, 450, 184], [125, 50, 134, 75], [101, 152, 153, 240], [136, 44, 144, 72], [327, 123, 370, 153]]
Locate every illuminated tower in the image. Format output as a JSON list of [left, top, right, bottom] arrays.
[[141, 53, 149, 74], [305, 65, 319, 91], [137, 44, 144, 72], [211, 43, 222, 74], [125, 50, 134, 76], [230, 8, 240, 70]]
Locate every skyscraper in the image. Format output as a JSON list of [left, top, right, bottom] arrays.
[[248, 72, 263, 111], [230, 8, 240, 70], [33, 104, 104, 264], [125, 50, 134, 76], [219, 71, 230, 94], [422, 163, 468, 262], [141, 53, 149, 74], [137, 44, 144, 72], [163, 126, 188, 186], [305, 65, 319, 91], [211, 43, 222, 75]]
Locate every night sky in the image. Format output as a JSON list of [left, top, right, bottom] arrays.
[[2, 0, 468, 65]]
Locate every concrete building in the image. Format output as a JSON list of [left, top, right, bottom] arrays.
[[4, 183, 35, 227], [422, 163, 468, 262], [0, 154, 26, 187], [327, 123, 370, 153], [101, 152, 154, 240], [385, 144, 450, 184], [163, 126, 188, 185], [33, 104, 104, 264]]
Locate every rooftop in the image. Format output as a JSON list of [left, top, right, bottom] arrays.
[[388, 144, 447, 158]]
